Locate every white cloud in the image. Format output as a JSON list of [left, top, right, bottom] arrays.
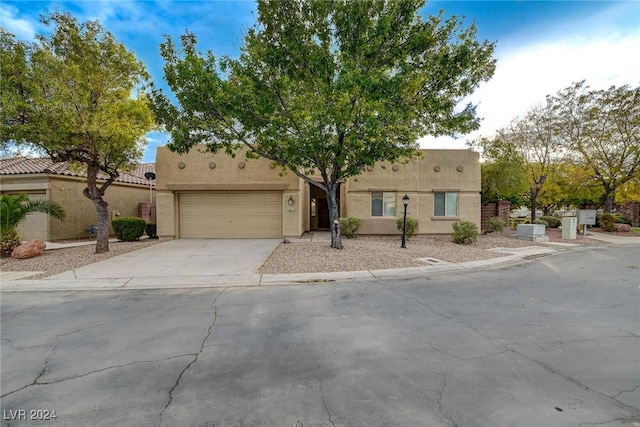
[[420, 14, 640, 150], [0, 3, 37, 40]]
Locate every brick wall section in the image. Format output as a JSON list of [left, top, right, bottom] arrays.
[[618, 201, 639, 226], [138, 203, 156, 222], [481, 201, 511, 230]]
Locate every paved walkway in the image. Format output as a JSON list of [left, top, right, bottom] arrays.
[[1, 231, 638, 292]]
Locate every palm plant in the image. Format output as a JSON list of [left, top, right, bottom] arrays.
[[0, 194, 66, 257]]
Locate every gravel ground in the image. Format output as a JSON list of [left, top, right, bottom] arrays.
[[257, 230, 606, 274], [0, 229, 623, 278], [0, 238, 167, 279]]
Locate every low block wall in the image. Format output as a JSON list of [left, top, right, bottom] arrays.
[[481, 201, 510, 230]]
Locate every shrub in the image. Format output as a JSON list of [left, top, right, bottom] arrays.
[[339, 217, 363, 239], [396, 217, 418, 239], [599, 213, 616, 232], [146, 222, 158, 239], [452, 220, 479, 244], [533, 219, 549, 226], [484, 216, 505, 233], [112, 217, 146, 241], [613, 214, 632, 225], [0, 194, 66, 257], [539, 215, 561, 228]]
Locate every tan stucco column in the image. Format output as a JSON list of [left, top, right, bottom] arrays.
[[156, 191, 176, 238]]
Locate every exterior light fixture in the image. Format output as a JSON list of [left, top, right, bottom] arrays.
[[401, 194, 410, 248], [288, 195, 294, 206], [144, 171, 156, 204]]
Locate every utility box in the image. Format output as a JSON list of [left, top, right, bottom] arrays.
[[578, 209, 597, 225], [517, 224, 549, 242], [562, 217, 577, 240]]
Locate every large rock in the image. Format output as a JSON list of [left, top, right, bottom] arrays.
[[11, 239, 46, 259], [614, 223, 631, 232]]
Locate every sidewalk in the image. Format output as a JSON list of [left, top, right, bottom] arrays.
[[0, 245, 559, 291], [1, 231, 637, 292]]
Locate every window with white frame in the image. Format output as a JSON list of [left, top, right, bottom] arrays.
[[434, 192, 458, 217], [371, 192, 396, 217]]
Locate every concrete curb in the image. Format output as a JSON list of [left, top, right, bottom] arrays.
[[2, 236, 637, 292], [0, 253, 539, 292]]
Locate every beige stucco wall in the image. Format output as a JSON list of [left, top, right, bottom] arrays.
[[345, 149, 481, 234], [49, 177, 153, 240], [1, 174, 154, 241], [0, 175, 50, 240], [155, 147, 480, 237], [156, 146, 304, 238]]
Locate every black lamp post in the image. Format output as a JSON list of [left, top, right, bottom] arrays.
[[144, 172, 156, 204], [401, 194, 409, 248]]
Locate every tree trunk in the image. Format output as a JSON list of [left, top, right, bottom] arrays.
[[529, 195, 537, 223], [325, 182, 342, 249], [603, 192, 615, 214], [92, 197, 110, 254], [83, 164, 110, 254]]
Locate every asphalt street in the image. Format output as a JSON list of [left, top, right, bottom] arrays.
[[1, 245, 639, 426]]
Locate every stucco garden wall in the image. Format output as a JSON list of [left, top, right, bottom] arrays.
[[1, 174, 153, 241], [49, 177, 152, 240]]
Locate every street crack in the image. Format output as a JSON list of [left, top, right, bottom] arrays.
[[317, 378, 336, 427], [437, 370, 458, 427], [158, 289, 226, 425], [0, 354, 196, 398]]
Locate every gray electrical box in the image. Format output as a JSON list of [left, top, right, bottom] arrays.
[[578, 209, 597, 225], [562, 217, 577, 240]]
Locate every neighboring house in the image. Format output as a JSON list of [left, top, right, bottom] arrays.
[[156, 146, 480, 239], [0, 157, 155, 241]]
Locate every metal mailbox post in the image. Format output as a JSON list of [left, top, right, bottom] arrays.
[[577, 209, 597, 236]]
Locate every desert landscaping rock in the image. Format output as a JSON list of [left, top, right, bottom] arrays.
[[11, 239, 46, 259]]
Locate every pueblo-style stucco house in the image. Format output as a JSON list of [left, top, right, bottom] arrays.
[[155, 147, 480, 239], [0, 157, 156, 241]]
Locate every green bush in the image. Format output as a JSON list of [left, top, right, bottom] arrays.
[[112, 217, 146, 241], [339, 217, 363, 239], [539, 215, 561, 228], [146, 222, 158, 239], [599, 213, 616, 232], [613, 214, 632, 225], [396, 217, 418, 239], [452, 220, 479, 244], [533, 219, 549, 226], [484, 216, 505, 233]]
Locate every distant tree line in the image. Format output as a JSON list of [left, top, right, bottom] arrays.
[[472, 81, 640, 222]]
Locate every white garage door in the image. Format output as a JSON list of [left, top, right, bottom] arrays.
[[179, 193, 282, 238]]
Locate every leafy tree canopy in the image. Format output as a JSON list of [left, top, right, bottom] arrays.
[[548, 81, 640, 212], [152, 0, 496, 247], [0, 12, 154, 253], [474, 136, 527, 205]]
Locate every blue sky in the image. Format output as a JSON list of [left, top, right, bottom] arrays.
[[2, 1, 639, 163]]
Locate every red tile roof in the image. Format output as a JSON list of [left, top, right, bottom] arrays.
[[0, 157, 155, 186]]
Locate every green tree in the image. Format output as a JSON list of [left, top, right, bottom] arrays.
[[0, 13, 154, 253], [152, 0, 495, 248], [537, 162, 603, 213], [549, 81, 640, 213], [617, 177, 640, 204], [0, 194, 66, 257], [472, 137, 527, 205], [482, 103, 566, 222]]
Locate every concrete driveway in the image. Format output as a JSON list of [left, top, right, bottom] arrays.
[[47, 239, 281, 280]]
